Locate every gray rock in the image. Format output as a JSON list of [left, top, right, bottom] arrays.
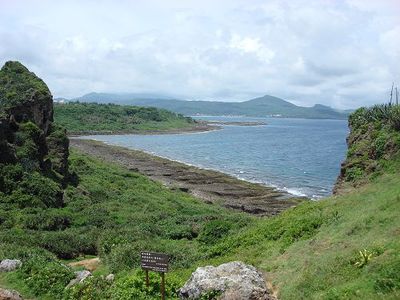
[[105, 274, 115, 282], [179, 261, 273, 300], [66, 270, 92, 288], [0, 259, 22, 272], [0, 288, 23, 300]]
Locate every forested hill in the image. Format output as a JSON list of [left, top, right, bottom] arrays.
[[70, 93, 350, 119], [54, 102, 197, 134]]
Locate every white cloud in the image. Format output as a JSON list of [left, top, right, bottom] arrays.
[[229, 34, 275, 63], [0, 0, 399, 109]]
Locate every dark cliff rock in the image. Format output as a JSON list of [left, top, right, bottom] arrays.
[[0, 118, 17, 163], [0, 61, 70, 207]]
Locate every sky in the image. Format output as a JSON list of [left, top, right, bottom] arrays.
[[0, 0, 399, 109]]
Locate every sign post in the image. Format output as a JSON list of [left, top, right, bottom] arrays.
[[141, 251, 169, 300]]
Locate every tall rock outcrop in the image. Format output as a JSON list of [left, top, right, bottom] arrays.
[[0, 61, 70, 207], [334, 105, 400, 194], [0, 61, 53, 134]]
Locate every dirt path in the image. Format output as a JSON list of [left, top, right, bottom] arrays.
[[68, 257, 100, 272], [70, 139, 303, 216]]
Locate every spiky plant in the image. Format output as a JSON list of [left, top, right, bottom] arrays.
[[354, 249, 373, 268]]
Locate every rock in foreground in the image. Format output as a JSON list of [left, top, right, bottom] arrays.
[[179, 261, 273, 300], [0, 288, 22, 300], [0, 259, 22, 272], [67, 270, 92, 288]]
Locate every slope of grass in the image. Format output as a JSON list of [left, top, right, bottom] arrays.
[[54, 102, 196, 134], [0, 150, 252, 299], [1, 149, 399, 299], [203, 163, 400, 299]]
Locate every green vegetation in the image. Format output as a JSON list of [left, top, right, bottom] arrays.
[[336, 104, 400, 192], [1, 148, 399, 299], [54, 102, 196, 134], [206, 172, 400, 299], [0, 150, 251, 299], [0, 61, 50, 114]]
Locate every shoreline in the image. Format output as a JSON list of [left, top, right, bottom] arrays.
[[68, 123, 221, 137], [70, 139, 305, 216], [66, 120, 269, 137]]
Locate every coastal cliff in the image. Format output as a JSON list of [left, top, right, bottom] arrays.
[[0, 61, 70, 208], [334, 104, 400, 194]]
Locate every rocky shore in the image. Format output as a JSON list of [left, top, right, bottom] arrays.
[[70, 139, 303, 216]]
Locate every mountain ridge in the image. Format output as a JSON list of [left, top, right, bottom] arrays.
[[69, 92, 350, 119]]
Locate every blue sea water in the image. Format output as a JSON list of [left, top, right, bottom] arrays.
[[81, 116, 349, 199]]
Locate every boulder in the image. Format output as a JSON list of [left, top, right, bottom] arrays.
[[0, 259, 22, 272], [105, 274, 115, 282], [179, 261, 273, 300], [0, 288, 23, 300], [66, 270, 92, 288]]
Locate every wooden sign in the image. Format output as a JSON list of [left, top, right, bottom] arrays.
[[141, 251, 169, 300], [141, 251, 169, 273]]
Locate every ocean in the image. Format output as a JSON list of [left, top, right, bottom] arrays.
[[80, 116, 349, 199]]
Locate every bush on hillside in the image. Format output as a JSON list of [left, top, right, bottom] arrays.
[[0, 243, 55, 262], [350, 104, 400, 132], [39, 230, 97, 259], [198, 219, 233, 245], [109, 269, 183, 300], [18, 255, 74, 297], [23, 209, 72, 231]]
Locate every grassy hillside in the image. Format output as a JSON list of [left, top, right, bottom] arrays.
[[1, 149, 399, 299], [73, 93, 350, 119], [0, 150, 252, 299], [54, 102, 196, 134], [207, 168, 400, 299]]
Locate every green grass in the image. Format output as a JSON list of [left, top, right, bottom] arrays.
[[199, 170, 400, 299], [54, 102, 197, 134], [0, 150, 252, 299]]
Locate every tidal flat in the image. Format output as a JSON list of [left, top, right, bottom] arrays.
[[71, 138, 303, 216]]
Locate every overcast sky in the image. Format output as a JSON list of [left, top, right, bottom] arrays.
[[1, 0, 399, 109]]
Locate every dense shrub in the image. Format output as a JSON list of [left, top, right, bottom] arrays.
[[0, 243, 55, 262], [106, 243, 142, 273], [54, 102, 195, 134], [14, 122, 43, 169], [0, 163, 23, 193], [39, 230, 97, 259], [198, 219, 233, 245], [350, 104, 400, 132], [23, 209, 72, 230], [64, 276, 112, 300], [18, 255, 74, 297], [19, 172, 63, 208], [109, 269, 183, 300]]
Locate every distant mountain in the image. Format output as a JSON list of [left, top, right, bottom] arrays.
[[71, 93, 349, 119], [75, 92, 174, 103]]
